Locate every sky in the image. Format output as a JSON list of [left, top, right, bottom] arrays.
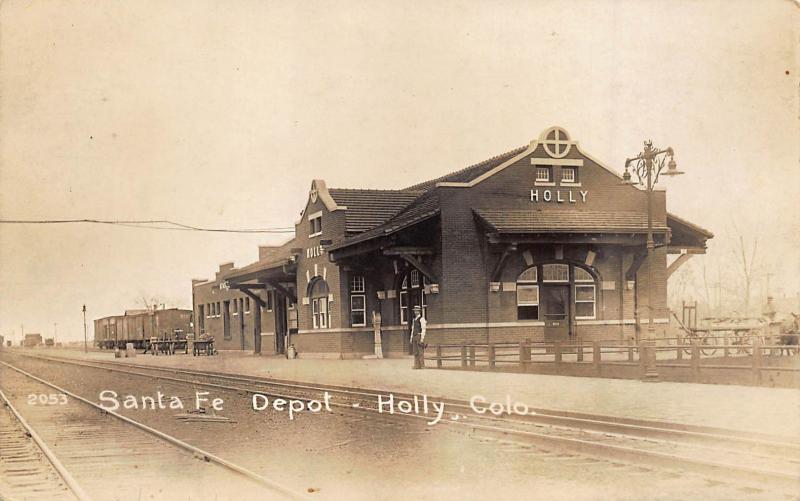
[[1, 0, 798, 342]]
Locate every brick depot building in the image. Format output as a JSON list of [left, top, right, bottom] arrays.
[[192, 127, 712, 358]]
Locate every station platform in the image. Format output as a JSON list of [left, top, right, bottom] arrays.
[[9, 347, 800, 439]]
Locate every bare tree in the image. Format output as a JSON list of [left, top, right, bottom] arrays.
[[136, 293, 181, 311], [701, 257, 713, 316], [732, 232, 760, 317]]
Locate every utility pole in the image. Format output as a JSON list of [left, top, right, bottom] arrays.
[[82, 305, 88, 353]]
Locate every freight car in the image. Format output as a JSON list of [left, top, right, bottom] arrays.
[[23, 333, 43, 348], [94, 308, 192, 350]]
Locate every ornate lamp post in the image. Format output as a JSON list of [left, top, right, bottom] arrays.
[[623, 141, 683, 381], [623, 140, 684, 340]]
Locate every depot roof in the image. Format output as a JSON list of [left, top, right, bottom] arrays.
[[473, 209, 670, 234]]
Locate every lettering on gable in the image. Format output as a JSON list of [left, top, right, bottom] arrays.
[[530, 189, 588, 203], [306, 245, 325, 259]]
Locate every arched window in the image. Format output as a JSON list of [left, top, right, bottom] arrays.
[[399, 269, 426, 324], [516, 263, 598, 321], [574, 267, 596, 319], [308, 277, 330, 329], [517, 267, 539, 320]]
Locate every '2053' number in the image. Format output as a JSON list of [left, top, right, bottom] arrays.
[[28, 394, 68, 405]]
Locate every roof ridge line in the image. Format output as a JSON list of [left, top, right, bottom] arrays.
[[329, 187, 424, 193], [403, 145, 527, 191]]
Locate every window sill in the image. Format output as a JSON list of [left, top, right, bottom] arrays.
[[560, 182, 582, 187], [534, 181, 556, 187], [309, 232, 322, 238]]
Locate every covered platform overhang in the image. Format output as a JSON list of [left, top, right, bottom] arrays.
[[223, 255, 299, 304], [327, 210, 441, 283], [473, 208, 713, 281], [664, 213, 714, 278], [473, 208, 670, 246]]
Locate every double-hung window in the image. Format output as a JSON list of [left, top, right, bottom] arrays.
[[309, 278, 330, 329], [561, 167, 578, 183], [516, 267, 539, 320], [350, 275, 366, 327], [309, 212, 323, 237], [574, 267, 596, 319], [535, 167, 552, 183]]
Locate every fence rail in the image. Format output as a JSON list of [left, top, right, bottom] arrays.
[[426, 336, 799, 387]]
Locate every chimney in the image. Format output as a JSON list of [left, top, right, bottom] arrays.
[[216, 262, 235, 280]]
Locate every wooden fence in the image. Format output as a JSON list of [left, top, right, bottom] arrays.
[[426, 336, 800, 388]]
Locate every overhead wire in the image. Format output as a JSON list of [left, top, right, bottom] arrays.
[[0, 219, 295, 234]]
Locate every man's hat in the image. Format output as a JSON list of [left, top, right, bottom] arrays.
[[413, 305, 422, 311]]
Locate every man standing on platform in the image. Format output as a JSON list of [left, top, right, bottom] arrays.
[[410, 305, 427, 369]]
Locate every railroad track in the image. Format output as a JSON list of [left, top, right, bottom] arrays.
[[0, 359, 311, 501], [0, 388, 84, 501], [5, 351, 800, 494]]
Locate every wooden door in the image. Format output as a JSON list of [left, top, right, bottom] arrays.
[[542, 285, 570, 342]]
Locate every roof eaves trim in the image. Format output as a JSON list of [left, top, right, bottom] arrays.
[[433, 142, 537, 188], [431, 140, 634, 190], [314, 179, 347, 212], [294, 179, 347, 225], [667, 212, 715, 239]]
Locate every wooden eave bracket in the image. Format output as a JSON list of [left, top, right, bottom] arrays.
[[394, 253, 438, 284], [491, 243, 517, 282], [625, 251, 648, 282], [667, 253, 694, 279], [263, 280, 298, 304], [237, 288, 266, 309]]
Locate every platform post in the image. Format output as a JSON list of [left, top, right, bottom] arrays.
[[519, 340, 531, 370], [592, 341, 601, 376], [723, 331, 730, 358], [554, 342, 562, 374], [690, 340, 701, 381], [461, 344, 467, 367], [639, 341, 659, 382], [752, 338, 763, 385]]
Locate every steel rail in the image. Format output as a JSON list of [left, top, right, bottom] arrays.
[[0, 361, 313, 501], [9, 351, 800, 458], [16, 351, 798, 453], [5, 352, 799, 492], [0, 388, 92, 501]]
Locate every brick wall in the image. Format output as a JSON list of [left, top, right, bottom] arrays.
[[193, 278, 274, 352], [191, 137, 679, 357]]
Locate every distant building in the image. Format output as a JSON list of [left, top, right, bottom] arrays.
[[23, 333, 43, 348]]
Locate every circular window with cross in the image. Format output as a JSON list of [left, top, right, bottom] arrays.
[[541, 127, 572, 159]]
